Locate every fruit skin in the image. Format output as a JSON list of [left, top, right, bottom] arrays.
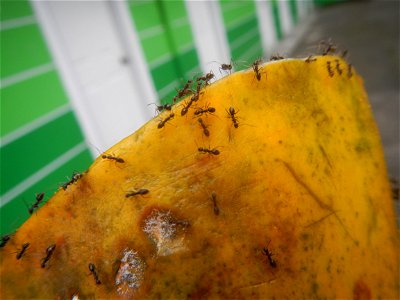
[[0, 56, 398, 299]]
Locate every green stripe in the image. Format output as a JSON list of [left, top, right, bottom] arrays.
[[220, 0, 263, 70], [170, 25, 194, 47], [159, 85, 178, 105], [271, 0, 283, 40], [232, 36, 262, 67], [289, 0, 299, 24], [130, 0, 200, 101], [128, 0, 160, 31], [0, 24, 51, 78], [162, 0, 187, 20], [1, 71, 69, 137], [247, 45, 263, 63], [150, 59, 180, 91], [179, 48, 200, 75], [227, 17, 258, 43], [155, 1, 184, 77], [0, 149, 92, 236], [221, 1, 254, 25], [0, 112, 85, 195], [0, 0, 33, 22], [141, 33, 170, 63]]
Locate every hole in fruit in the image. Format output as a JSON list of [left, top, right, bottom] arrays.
[[142, 209, 189, 256], [115, 249, 145, 297]]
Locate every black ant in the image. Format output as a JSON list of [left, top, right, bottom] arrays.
[[341, 49, 348, 59], [262, 242, 277, 268], [197, 118, 210, 137], [227, 106, 239, 128], [0, 234, 11, 248], [194, 104, 216, 117], [88, 263, 101, 285], [305, 55, 317, 63], [157, 112, 175, 128], [252, 59, 262, 81], [62, 172, 83, 190], [198, 147, 220, 156], [326, 61, 334, 77], [335, 59, 342, 75], [347, 63, 353, 78], [101, 154, 124, 163], [148, 103, 172, 114], [270, 54, 284, 61], [16, 243, 30, 260], [29, 192, 45, 214], [41, 244, 56, 268], [126, 188, 149, 198], [211, 192, 219, 216]]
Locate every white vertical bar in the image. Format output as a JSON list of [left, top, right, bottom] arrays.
[[255, 1, 277, 58], [185, 0, 231, 78], [32, 1, 157, 156], [31, 1, 100, 158], [279, 0, 293, 37], [109, 1, 158, 105]]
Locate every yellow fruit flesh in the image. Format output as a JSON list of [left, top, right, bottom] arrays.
[[1, 56, 398, 299]]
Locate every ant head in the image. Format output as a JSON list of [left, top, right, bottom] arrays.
[[88, 263, 95, 272]]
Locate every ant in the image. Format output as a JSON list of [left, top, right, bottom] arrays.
[[390, 178, 399, 200], [190, 82, 203, 103], [197, 72, 214, 85], [198, 147, 220, 156], [88, 263, 101, 285], [220, 62, 233, 74], [157, 112, 175, 128], [211, 192, 219, 216], [270, 54, 284, 61], [347, 63, 353, 78], [262, 242, 277, 268], [0, 234, 11, 248], [227, 106, 239, 128], [334, 59, 342, 75], [28, 192, 45, 214], [173, 80, 193, 103], [16, 243, 30, 260], [181, 99, 195, 116], [148, 103, 172, 114], [252, 59, 262, 81], [341, 49, 348, 59], [179, 79, 193, 95], [62, 172, 83, 190], [41, 244, 56, 268], [194, 104, 216, 117], [305, 55, 317, 63], [126, 188, 149, 198], [101, 154, 124, 163], [320, 40, 337, 56], [197, 118, 210, 137], [326, 61, 334, 77]]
